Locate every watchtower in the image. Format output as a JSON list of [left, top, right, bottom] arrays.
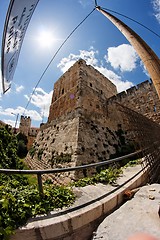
[[19, 116, 31, 136], [48, 59, 117, 123]]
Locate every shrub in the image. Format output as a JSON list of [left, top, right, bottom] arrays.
[[29, 146, 36, 158], [37, 149, 43, 161], [0, 127, 75, 239], [72, 167, 122, 187]]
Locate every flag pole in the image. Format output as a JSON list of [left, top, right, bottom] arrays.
[[96, 6, 160, 99]]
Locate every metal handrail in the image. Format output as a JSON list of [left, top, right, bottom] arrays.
[[0, 150, 142, 195]]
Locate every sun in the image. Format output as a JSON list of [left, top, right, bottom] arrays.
[[37, 30, 55, 48]]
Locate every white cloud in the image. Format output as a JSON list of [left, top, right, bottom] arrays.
[[57, 56, 77, 73], [106, 44, 139, 72], [3, 119, 18, 128], [0, 106, 42, 127], [24, 87, 53, 117], [152, 0, 160, 23], [0, 87, 52, 126], [57, 48, 134, 92], [57, 49, 98, 73], [15, 84, 24, 93], [78, 0, 94, 7], [0, 106, 40, 120], [140, 60, 150, 78]]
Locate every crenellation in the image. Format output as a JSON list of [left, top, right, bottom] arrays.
[[126, 86, 137, 95], [116, 91, 127, 101], [137, 80, 151, 90]]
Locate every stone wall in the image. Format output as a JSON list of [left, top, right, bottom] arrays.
[[25, 114, 79, 184], [26, 103, 132, 183], [108, 80, 160, 124]]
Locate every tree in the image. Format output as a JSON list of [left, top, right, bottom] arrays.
[[16, 132, 28, 158], [0, 126, 22, 169]]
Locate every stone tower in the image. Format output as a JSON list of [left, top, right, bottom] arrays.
[[48, 59, 117, 122], [25, 59, 160, 184], [19, 116, 31, 136], [97, 7, 160, 99], [26, 60, 123, 183]]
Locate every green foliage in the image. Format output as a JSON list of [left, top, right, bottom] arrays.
[[48, 152, 72, 167], [0, 182, 75, 239], [123, 159, 141, 168], [16, 132, 28, 145], [0, 126, 23, 169], [17, 140, 28, 158], [37, 149, 43, 161], [73, 167, 122, 187], [0, 127, 75, 239], [29, 146, 36, 158]]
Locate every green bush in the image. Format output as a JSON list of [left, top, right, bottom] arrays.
[[17, 140, 28, 158], [16, 132, 28, 158], [72, 167, 122, 187], [0, 127, 75, 239], [29, 146, 36, 158], [48, 152, 72, 167], [37, 149, 43, 161], [0, 182, 75, 239]]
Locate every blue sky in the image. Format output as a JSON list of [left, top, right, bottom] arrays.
[[0, 0, 160, 127]]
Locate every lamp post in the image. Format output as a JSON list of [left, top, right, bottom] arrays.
[[11, 113, 19, 129]]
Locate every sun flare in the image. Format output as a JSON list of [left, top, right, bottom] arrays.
[[37, 30, 55, 48]]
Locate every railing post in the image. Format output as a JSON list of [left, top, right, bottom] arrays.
[[37, 174, 43, 196]]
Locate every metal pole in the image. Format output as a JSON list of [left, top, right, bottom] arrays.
[[37, 174, 43, 196], [15, 113, 19, 128], [11, 112, 19, 129]]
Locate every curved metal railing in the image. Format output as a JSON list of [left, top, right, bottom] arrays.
[[0, 150, 142, 195]]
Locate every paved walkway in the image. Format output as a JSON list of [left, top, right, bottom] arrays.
[[68, 165, 143, 212], [11, 164, 150, 240], [92, 183, 160, 240]]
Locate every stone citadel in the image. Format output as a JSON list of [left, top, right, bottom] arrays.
[[25, 59, 160, 183]]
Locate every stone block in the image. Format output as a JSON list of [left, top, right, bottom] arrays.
[[68, 202, 102, 231]]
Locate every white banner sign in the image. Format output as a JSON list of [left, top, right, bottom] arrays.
[[1, 0, 39, 93]]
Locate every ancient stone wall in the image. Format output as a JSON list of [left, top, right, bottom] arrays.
[[48, 61, 81, 122], [26, 102, 132, 183], [108, 80, 160, 124], [27, 136, 36, 151], [0, 120, 7, 128], [25, 115, 80, 184]]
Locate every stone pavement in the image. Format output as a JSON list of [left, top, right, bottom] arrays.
[[92, 184, 160, 240]]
